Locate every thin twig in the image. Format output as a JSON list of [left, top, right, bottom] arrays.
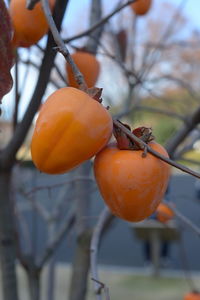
[[41, 0, 87, 91], [115, 104, 186, 122], [25, 176, 94, 197], [37, 208, 75, 268], [64, 0, 136, 44], [114, 119, 200, 180], [90, 206, 112, 300], [91, 278, 111, 300], [21, 59, 62, 89], [166, 202, 200, 238]]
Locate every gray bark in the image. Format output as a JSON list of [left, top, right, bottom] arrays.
[[166, 106, 200, 157], [68, 162, 92, 300], [69, 230, 92, 300], [0, 170, 18, 300], [86, 0, 102, 53], [27, 268, 41, 300]]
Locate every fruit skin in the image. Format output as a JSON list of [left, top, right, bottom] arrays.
[[94, 142, 170, 222], [156, 203, 174, 223], [131, 0, 152, 16], [10, 0, 55, 48], [31, 87, 113, 174], [184, 292, 200, 300], [66, 51, 100, 88]]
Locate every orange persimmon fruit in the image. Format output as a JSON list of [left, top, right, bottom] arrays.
[[94, 140, 170, 222], [131, 0, 152, 16], [10, 0, 55, 48], [66, 51, 100, 88], [184, 292, 200, 300], [156, 202, 174, 223], [31, 87, 113, 174]]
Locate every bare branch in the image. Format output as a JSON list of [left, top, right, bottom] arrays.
[[0, 0, 69, 170], [25, 176, 94, 197], [91, 278, 111, 300], [37, 208, 75, 268], [166, 107, 200, 156], [166, 202, 200, 238], [86, 0, 103, 54], [113, 119, 200, 179], [21, 59, 62, 89], [41, 0, 87, 91], [13, 50, 20, 130], [64, 0, 136, 44], [90, 206, 113, 299], [115, 104, 186, 122]]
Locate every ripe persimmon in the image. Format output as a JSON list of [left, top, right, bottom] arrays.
[[156, 203, 174, 223], [66, 51, 100, 88], [184, 292, 200, 300], [131, 0, 152, 16], [94, 126, 170, 222], [10, 0, 55, 48], [31, 87, 113, 174]]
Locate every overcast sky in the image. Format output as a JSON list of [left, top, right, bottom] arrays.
[[1, 0, 200, 121]]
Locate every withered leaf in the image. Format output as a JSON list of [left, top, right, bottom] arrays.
[[0, 0, 14, 103]]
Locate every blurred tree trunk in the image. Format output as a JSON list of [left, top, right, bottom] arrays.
[[69, 230, 92, 300], [27, 268, 41, 300], [86, 0, 103, 53], [0, 170, 18, 300], [68, 161, 92, 300], [68, 0, 102, 298], [46, 222, 56, 300]]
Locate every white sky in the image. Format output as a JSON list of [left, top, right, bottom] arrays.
[[1, 0, 200, 121]]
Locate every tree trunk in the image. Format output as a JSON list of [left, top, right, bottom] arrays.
[[86, 0, 102, 53], [69, 230, 92, 300], [0, 170, 18, 300], [27, 269, 41, 300], [46, 222, 57, 300], [68, 162, 92, 300]]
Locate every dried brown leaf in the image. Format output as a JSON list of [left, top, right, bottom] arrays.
[[0, 0, 14, 104]]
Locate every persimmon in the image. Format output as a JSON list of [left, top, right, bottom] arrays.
[[10, 0, 55, 48], [184, 292, 200, 300], [94, 126, 170, 222], [156, 203, 174, 223], [66, 51, 100, 88], [131, 0, 152, 16], [31, 87, 113, 174]]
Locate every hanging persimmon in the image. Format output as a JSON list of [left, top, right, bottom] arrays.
[[31, 87, 113, 174], [156, 203, 174, 223], [94, 125, 170, 222], [131, 0, 152, 16], [10, 0, 55, 48], [184, 292, 200, 300], [66, 51, 100, 88]]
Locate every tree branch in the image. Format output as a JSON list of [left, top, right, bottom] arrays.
[[41, 0, 87, 91], [166, 202, 200, 238], [166, 106, 200, 157], [113, 119, 200, 179], [90, 206, 113, 299], [0, 0, 69, 170], [85, 0, 103, 54], [37, 208, 75, 268], [64, 0, 136, 44]]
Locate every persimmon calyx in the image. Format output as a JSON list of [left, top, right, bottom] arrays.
[[113, 121, 154, 150], [87, 87, 103, 103]]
